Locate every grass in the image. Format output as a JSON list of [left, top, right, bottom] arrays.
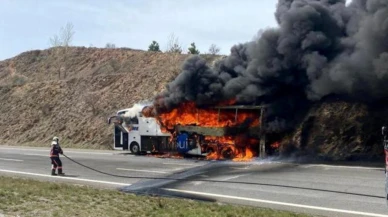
[[0, 176, 311, 217]]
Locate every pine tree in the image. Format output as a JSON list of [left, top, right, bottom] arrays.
[[188, 42, 200, 54], [148, 41, 161, 52]]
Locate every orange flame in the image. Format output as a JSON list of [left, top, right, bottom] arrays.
[[157, 101, 260, 130], [206, 150, 219, 160], [145, 100, 262, 161], [271, 141, 280, 149], [233, 147, 254, 162], [147, 152, 184, 159], [205, 136, 235, 145], [205, 144, 256, 162], [203, 135, 258, 161]]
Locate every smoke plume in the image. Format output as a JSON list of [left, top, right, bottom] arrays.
[[123, 101, 152, 118], [154, 0, 388, 132]]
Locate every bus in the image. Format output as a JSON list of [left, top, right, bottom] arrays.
[[108, 105, 266, 159]]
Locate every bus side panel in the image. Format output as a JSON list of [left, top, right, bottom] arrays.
[[140, 136, 156, 151], [140, 136, 175, 152], [138, 117, 171, 137], [138, 117, 157, 136], [157, 136, 175, 152], [128, 130, 141, 149]]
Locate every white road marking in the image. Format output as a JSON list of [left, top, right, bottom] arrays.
[[0, 169, 130, 186], [0, 157, 23, 162], [24, 153, 48, 157], [303, 164, 382, 170], [24, 153, 73, 158], [0, 147, 113, 155], [163, 189, 388, 217], [218, 174, 249, 181], [116, 168, 169, 174], [191, 181, 204, 186], [60, 151, 111, 155], [230, 166, 250, 170], [163, 162, 196, 166]]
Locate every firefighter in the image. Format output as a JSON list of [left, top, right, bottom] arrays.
[[382, 126, 388, 203], [50, 136, 65, 176], [383, 126, 388, 174]]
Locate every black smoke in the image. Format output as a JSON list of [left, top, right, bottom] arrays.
[[155, 0, 388, 132]]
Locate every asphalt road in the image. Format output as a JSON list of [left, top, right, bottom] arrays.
[[0, 145, 387, 217]]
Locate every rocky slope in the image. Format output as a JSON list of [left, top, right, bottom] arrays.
[[281, 99, 386, 161], [0, 47, 219, 149]]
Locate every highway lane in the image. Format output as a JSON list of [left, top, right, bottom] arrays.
[[0, 146, 387, 217], [0, 146, 207, 188]]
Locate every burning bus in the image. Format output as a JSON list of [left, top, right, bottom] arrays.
[[109, 102, 267, 160]]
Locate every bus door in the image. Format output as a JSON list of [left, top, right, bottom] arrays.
[[114, 126, 122, 149], [122, 131, 129, 150], [109, 116, 128, 150]]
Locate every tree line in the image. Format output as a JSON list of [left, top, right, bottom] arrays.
[[49, 22, 221, 56], [148, 33, 220, 55]]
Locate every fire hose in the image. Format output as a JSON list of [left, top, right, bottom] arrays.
[[63, 153, 256, 184], [62, 153, 238, 183], [62, 152, 223, 182], [62, 153, 134, 179], [60, 153, 385, 199]]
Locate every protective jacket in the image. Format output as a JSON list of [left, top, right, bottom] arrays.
[[50, 141, 63, 157]]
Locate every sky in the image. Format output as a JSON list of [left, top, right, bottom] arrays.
[[0, 0, 352, 61]]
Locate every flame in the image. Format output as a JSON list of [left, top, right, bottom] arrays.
[[142, 106, 155, 117], [145, 100, 262, 161], [205, 144, 256, 162], [157, 101, 260, 130], [233, 147, 255, 162], [271, 141, 280, 149], [203, 136, 258, 161], [206, 150, 219, 160], [147, 152, 184, 159], [205, 136, 234, 145]]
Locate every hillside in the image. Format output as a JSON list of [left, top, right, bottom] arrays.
[[0, 47, 219, 149], [281, 99, 387, 161], [0, 47, 385, 161]]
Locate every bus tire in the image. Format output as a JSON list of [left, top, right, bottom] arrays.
[[206, 147, 215, 153], [130, 142, 140, 155], [221, 146, 235, 159]]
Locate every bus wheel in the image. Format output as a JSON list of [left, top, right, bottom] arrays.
[[130, 142, 140, 155], [206, 147, 215, 154], [221, 146, 235, 159]]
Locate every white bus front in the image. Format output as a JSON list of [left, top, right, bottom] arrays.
[[108, 107, 173, 154]]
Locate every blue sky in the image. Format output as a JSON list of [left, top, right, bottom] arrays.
[[0, 0, 279, 60], [0, 0, 352, 61]]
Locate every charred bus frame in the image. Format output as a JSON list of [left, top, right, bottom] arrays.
[[174, 105, 267, 158]]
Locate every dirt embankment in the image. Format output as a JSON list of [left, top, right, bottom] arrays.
[[282, 99, 386, 161], [0, 47, 220, 149]]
